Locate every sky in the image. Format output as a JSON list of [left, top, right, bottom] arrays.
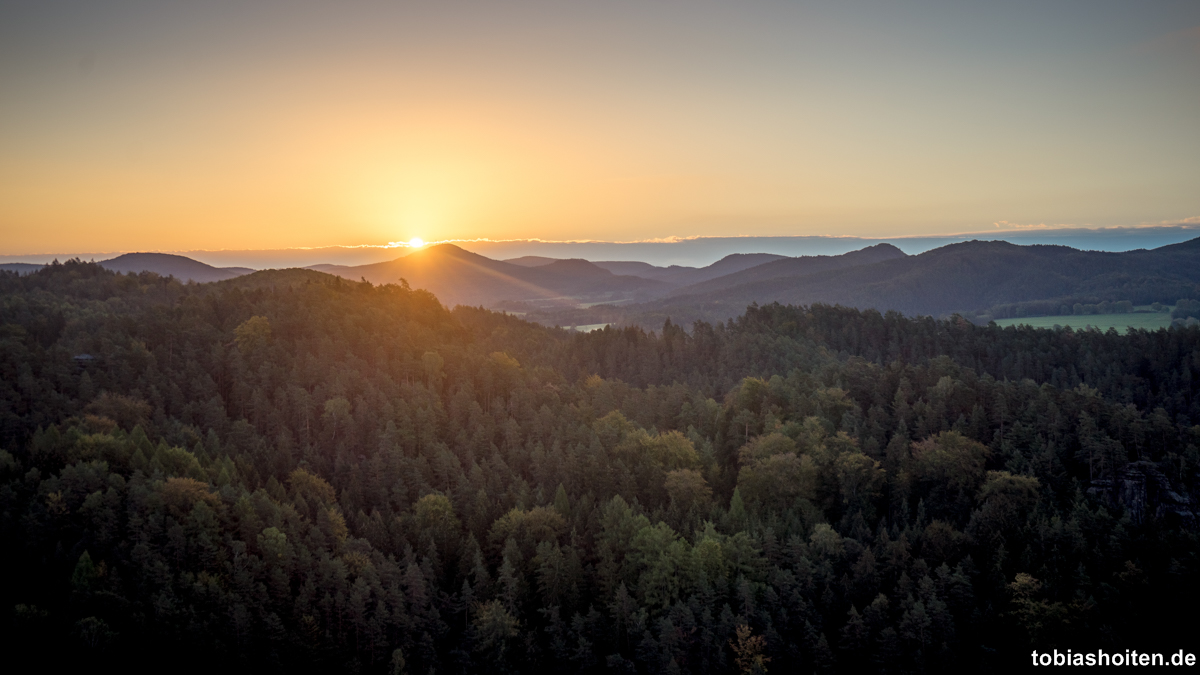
[[2, 1, 1198, 256]]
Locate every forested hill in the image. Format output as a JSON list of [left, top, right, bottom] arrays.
[[100, 252, 254, 283], [0, 253, 255, 283], [3, 260, 1200, 673]]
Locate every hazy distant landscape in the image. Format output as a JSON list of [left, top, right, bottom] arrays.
[[9, 236, 1200, 333], [8, 225, 1200, 270]]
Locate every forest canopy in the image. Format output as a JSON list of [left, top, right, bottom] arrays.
[[2, 260, 1200, 673]]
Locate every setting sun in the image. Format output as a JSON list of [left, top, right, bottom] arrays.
[[408, 237, 425, 248]]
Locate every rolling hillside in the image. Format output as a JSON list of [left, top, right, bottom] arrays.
[[665, 239, 1200, 319]]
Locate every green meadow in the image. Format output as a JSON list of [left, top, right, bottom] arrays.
[[994, 312, 1172, 331], [569, 322, 610, 332]]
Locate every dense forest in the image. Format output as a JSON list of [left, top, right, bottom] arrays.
[[3, 260, 1200, 673]]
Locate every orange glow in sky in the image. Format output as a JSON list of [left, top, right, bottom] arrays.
[[1, 1, 1197, 255]]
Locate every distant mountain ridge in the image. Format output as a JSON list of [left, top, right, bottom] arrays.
[[536, 237, 1200, 329], [593, 253, 789, 286], [0, 263, 44, 275], [504, 252, 788, 286], [2, 253, 252, 283], [761, 238, 1200, 318], [11, 238, 1200, 327], [666, 243, 905, 297], [503, 256, 562, 268], [311, 244, 669, 308]]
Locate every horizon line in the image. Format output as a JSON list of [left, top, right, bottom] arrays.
[[4, 221, 1198, 259]]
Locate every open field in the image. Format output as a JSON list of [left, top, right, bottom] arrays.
[[578, 299, 637, 308], [994, 312, 1172, 331]]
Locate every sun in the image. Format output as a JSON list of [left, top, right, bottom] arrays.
[[407, 237, 425, 248]]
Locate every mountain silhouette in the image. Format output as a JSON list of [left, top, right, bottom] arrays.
[[503, 256, 561, 267], [13, 237, 1200, 327], [0, 263, 45, 275], [98, 253, 252, 283], [592, 253, 788, 285], [666, 243, 905, 297]]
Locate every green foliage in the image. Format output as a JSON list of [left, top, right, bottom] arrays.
[[70, 551, 101, 593], [664, 468, 712, 511], [909, 431, 990, 519], [234, 315, 272, 353], [737, 448, 817, 511], [473, 599, 520, 667], [1172, 299, 1200, 320]]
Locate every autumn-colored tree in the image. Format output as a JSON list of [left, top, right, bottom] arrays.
[[730, 623, 770, 675]]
